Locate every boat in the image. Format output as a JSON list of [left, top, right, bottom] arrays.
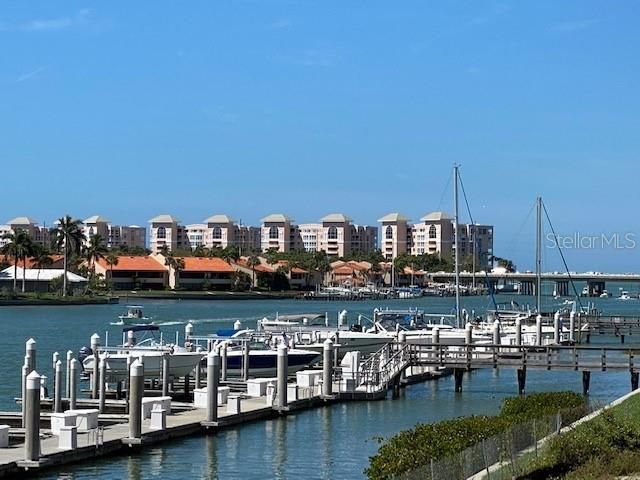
[[82, 325, 203, 382], [258, 310, 394, 357], [618, 290, 632, 300], [213, 331, 321, 377], [117, 305, 152, 325], [600, 290, 610, 298]]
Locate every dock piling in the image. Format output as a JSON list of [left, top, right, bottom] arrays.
[[492, 320, 501, 347], [162, 353, 170, 397], [26, 338, 36, 371], [90, 334, 101, 399], [221, 343, 228, 382], [517, 368, 526, 395], [21, 362, 28, 428], [465, 323, 473, 345], [24, 371, 41, 462], [454, 368, 464, 393], [277, 344, 288, 408], [69, 359, 78, 410], [632, 371, 639, 391], [569, 311, 576, 343], [553, 312, 561, 345], [515, 318, 522, 346], [52, 352, 59, 380], [54, 360, 62, 413], [582, 370, 591, 395], [322, 338, 334, 397], [128, 360, 144, 440], [242, 342, 250, 381], [65, 350, 73, 398], [206, 350, 220, 423], [195, 358, 202, 390], [536, 315, 543, 347], [99, 354, 107, 414]]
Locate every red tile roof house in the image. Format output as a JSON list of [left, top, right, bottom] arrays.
[[329, 260, 373, 287], [95, 256, 168, 290], [158, 255, 236, 290], [235, 257, 320, 290]]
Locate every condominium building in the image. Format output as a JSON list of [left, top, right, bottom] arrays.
[[83, 215, 146, 250], [149, 214, 260, 253], [378, 211, 493, 268], [261, 213, 377, 256], [0, 217, 50, 248]]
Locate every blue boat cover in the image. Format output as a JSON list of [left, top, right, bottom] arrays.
[[216, 329, 238, 337]]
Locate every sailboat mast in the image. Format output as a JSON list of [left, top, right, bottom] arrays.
[[454, 165, 461, 327], [536, 196, 542, 314]]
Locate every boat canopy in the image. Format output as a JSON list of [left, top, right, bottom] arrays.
[[123, 325, 160, 333]]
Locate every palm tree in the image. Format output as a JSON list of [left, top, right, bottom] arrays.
[[83, 234, 108, 279], [51, 215, 85, 297], [246, 254, 261, 289], [31, 244, 54, 292], [0, 230, 32, 293], [164, 255, 185, 289], [105, 253, 119, 292], [221, 246, 240, 265]]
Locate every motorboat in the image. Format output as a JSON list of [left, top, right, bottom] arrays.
[[82, 325, 203, 382], [259, 312, 328, 332], [212, 330, 321, 377], [618, 291, 633, 300], [600, 290, 610, 298], [117, 305, 152, 325]]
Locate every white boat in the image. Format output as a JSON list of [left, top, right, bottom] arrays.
[[82, 325, 203, 382], [600, 290, 610, 298], [118, 305, 152, 325], [618, 290, 632, 300]]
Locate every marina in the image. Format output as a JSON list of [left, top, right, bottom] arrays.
[[0, 297, 636, 478]]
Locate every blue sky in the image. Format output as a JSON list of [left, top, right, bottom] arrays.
[[2, 1, 639, 271]]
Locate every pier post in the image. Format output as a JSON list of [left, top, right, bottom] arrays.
[[195, 354, 202, 390], [52, 351, 59, 380], [69, 359, 78, 410], [54, 360, 63, 413], [125, 356, 133, 414], [26, 338, 36, 372], [221, 343, 228, 382], [128, 360, 144, 440], [162, 353, 170, 397], [322, 339, 334, 397], [553, 312, 561, 345], [99, 354, 107, 414], [454, 368, 464, 393], [515, 318, 522, 346], [569, 311, 576, 343], [277, 344, 288, 408], [465, 323, 473, 345], [242, 341, 250, 381], [632, 371, 639, 391], [492, 320, 501, 346], [65, 350, 73, 398], [399, 331, 408, 381], [21, 362, 28, 428], [334, 332, 340, 368], [517, 368, 526, 395], [24, 371, 41, 462], [91, 333, 101, 399], [432, 327, 440, 346], [185, 323, 194, 348], [582, 371, 591, 395], [206, 350, 220, 423], [536, 315, 543, 347]]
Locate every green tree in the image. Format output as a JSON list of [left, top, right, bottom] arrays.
[[221, 246, 240, 265], [246, 254, 261, 289], [83, 233, 108, 279], [0, 230, 33, 293], [105, 253, 119, 292], [31, 244, 54, 292], [51, 215, 85, 297], [165, 255, 185, 289]]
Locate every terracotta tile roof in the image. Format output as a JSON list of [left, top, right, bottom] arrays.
[[179, 257, 235, 273], [333, 265, 358, 275], [96, 256, 167, 272], [0, 255, 64, 268]]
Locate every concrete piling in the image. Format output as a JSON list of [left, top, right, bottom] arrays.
[[432, 327, 440, 346], [553, 311, 561, 345], [99, 354, 107, 414], [221, 343, 228, 382], [242, 342, 250, 381], [492, 320, 501, 346], [206, 350, 220, 423], [26, 338, 36, 371], [162, 353, 170, 397], [277, 344, 288, 408], [21, 362, 28, 428], [569, 311, 576, 343], [185, 323, 194, 348], [515, 318, 522, 346], [69, 359, 78, 410], [54, 360, 63, 413], [322, 339, 334, 397], [24, 371, 41, 462], [195, 358, 202, 390], [128, 360, 144, 440], [91, 334, 101, 399], [536, 315, 543, 347], [465, 323, 473, 345], [52, 352, 59, 379], [65, 350, 73, 398]]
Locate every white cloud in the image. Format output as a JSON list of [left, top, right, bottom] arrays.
[[15, 66, 46, 83], [2, 9, 91, 33]]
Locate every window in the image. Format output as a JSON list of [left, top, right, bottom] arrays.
[[212, 227, 222, 240], [269, 226, 279, 239], [385, 226, 393, 240], [157, 226, 166, 239], [328, 226, 338, 240], [429, 225, 436, 239]]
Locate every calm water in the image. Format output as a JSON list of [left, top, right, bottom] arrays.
[[1, 294, 637, 479]]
